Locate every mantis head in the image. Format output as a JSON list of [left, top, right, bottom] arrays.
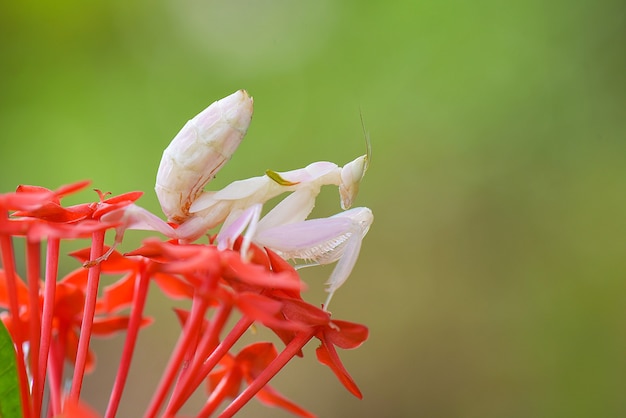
[[339, 153, 369, 210]]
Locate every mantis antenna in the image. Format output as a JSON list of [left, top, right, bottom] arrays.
[[359, 109, 372, 172]]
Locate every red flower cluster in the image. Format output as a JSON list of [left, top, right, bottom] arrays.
[[0, 181, 368, 417]]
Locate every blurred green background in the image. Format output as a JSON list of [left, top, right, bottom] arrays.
[[1, 0, 625, 417]]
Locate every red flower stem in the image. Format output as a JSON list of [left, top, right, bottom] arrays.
[[164, 303, 233, 416], [104, 262, 150, 418], [174, 310, 204, 383], [25, 240, 42, 407], [190, 302, 232, 373], [69, 229, 105, 401], [144, 286, 211, 418], [35, 237, 60, 417], [201, 369, 233, 416], [33, 238, 60, 417], [165, 312, 207, 410], [216, 330, 316, 418], [47, 325, 67, 416], [170, 315, 253, 415], [0, 233, 33, 418]]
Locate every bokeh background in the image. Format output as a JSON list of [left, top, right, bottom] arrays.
[[1, 0, 625, 417]]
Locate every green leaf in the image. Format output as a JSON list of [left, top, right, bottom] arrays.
[[0, 321, 23, 418]]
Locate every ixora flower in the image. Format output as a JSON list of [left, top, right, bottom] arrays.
[[0, 89, 373, 417]]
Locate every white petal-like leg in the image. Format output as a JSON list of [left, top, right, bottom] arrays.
[[323, 223, 364, 308], [106, 204, 177, 237], [216, 203, 262, 259], [254, 207, 373, 309], [172, 151, 369, 243], [256, 187, 320, 232], [270, 161, 339, 185], [254, 216, 354, 259], [85, 204, 178, 266]]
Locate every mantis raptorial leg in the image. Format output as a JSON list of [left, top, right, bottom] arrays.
[[174, 152, 368, 242]]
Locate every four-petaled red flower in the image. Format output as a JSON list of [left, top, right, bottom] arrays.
[[1, 179, 369, 418]]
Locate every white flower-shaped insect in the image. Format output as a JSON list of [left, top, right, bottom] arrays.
[[109, 90, 373, 309]]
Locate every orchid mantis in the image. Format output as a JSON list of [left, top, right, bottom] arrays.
[[103, 89, 373, 307]]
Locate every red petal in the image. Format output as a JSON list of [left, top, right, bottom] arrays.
[[0, 270, 29, 307], [91, 315, 152, 336], [98, 273, 136, 313], [236, 344, 314, 417], [152, 272, 194, 300], [315, 338, 362, 399], [91, 199, 139, 219], [237, 342, 276, 375], [126, 241, 220, 273], [172, 307, 190, 327], [256, 385, 316, 418], [324, 320, 369, 349], [2, 187, 54, 210], [15, 185, 53, 194], [54, 284, 86, 319], [60, 268, 89, 290], [235, 293, 282, 318], [52, 180, 92, 198], [281, 298, 330, 327], [265, 248, 302, 299], [232, 238, 270, 270], [65, 331, 96, 373], [103, 191, 143, 204], [124, 239, 172, 261], [208, 364, 242, 399], [70, 247, 139, 272], [61, 399, 101, 418], [222, 252, 303, 291], [13, 202, 93, 222], [26, 219, 114, 240], [0, 218, 36, 236], [235, 294, 307, 332], [207, 368, 227, 392]]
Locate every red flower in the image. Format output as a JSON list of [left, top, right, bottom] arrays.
[[315, 319, 368, 398], [1, 176, 371, 418], [0, 266, 150, 374], [206, 342, 315, 418], [270, 296, 369, 398], [68, 247, 193, 312]]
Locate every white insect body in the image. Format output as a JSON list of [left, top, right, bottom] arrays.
[[155, 89, 254, 223]]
